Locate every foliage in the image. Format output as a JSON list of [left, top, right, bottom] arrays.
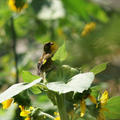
[[0, 0, 120, 120]]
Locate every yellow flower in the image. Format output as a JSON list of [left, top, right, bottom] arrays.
[[100, 90, 108, 106], [19, 105, 24, 111], [54, 112, 60, 120], [20, 110, 31, 117], [79, 94, 97, 117], [29, 106, 34, 110], [19, 105, 34, 120], [80, 99, 86, 117], [2, 98, 13, 109], [54, 116, 61, 120], [25, 117, 31, 120], [97, 90, 109, 120], [79, 95, 97, 117], [81, 22, 96, 37], [8, 0, 28, 12]]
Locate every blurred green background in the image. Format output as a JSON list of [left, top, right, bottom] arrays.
[[0, 0, 120, 119]]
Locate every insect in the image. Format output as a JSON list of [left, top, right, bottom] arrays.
[[37, 42, 58, 82]]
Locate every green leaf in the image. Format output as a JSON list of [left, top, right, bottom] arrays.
[[47, 72, 94, 94], [90, 63, 108, 75], [52, 43, 67, 62], [22, 71, 42, 94], [30, 85, 42, 94], [62, 65, 80, 76], [47, 65, 80, 83], [22, 71, 40, 83], [0, 78, 42, 103], [104, 96, 120, 119]]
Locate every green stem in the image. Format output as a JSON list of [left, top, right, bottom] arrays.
[[56, 94, 68, 120], [11, 16, 19, 83], [40, 112, 55, 120]]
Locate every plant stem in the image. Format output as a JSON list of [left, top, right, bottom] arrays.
[[40, 112, 55, 120], [11, 16, 19, 83], [56, 94, 68, 120]]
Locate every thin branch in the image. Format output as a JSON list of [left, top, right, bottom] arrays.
[[11, 16, 19, 83], [39, 112, 55, 120]]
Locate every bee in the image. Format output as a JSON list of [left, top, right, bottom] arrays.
[[37, 42, 58, 79]]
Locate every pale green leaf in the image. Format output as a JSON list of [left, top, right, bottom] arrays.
[[22, 71, 40, 83], [47, 72, 94, 94], [30, 85, 42, 94], [0, 78, 42, 103], [52, 43, 67, 61], [104, 96, 120, 119], [90, 63, 108, 75]]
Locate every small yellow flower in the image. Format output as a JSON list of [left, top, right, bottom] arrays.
[[19, 105, 24, 111], [81, 22, 96, 37], [97, 90, 109, 120], [2, 98, 13, 109], [29, 106, 34, 110], [100, 90, 108, 106], [80, 99, 86, 117], [19, 105, 34, 120], [25, 117, 31, 120], [20, 110, 31, 117], [79, 94, 98, 117], [19, 105, 31, 117], [54, 116, 61, 120], [54, 112, 60, 120], [8, 0, 28, 13]]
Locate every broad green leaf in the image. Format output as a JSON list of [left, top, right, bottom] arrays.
[[90, 63, 108, 75], [104, 96, 120, 119], [47, 82, 69, 94], [62, 65, 80, 77], [22, 71, 40, 83], [30, 85, 42, 94], [22, 71, 42, 94], [47, 72, 94, 94], [52, 43, 67, 62], [47, 65, 80, 83], [0, 78, 42, 103]]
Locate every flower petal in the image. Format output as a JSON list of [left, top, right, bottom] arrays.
[[100, 90, 109, 106], [2, 98, 13, 109]]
